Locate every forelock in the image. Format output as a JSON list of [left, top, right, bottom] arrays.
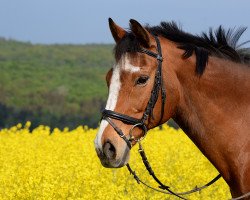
[[114, 33, 141, 62]]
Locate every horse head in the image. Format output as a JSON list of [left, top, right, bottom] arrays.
[[94, 19, 180, 168]]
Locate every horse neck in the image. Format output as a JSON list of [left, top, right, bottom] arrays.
[[167, 45, 250, 191], [173, 56, 250, 138]]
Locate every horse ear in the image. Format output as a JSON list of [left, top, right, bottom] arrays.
[[109, 18, 127, 43], [129, 19, 154, 48]]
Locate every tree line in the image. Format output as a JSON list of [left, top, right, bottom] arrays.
[[0, 38, 113, 129]]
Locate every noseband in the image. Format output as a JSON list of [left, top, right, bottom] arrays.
[[102, 35, 166, 148]]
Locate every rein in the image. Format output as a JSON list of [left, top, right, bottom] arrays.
[[101, 35, 250, 199], [126, 141, 221, 200]]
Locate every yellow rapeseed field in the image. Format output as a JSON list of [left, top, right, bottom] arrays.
[[0, 122, 231, 200]]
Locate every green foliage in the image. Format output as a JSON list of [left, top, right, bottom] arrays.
[[0, 38, 114, 129]]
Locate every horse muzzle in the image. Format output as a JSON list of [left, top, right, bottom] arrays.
[[95, 140, 130, 168]]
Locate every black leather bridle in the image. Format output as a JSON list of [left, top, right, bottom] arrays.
[[101, 36, 226, 199], [100, 35, 250, 200], [102, 35, 166, 149]]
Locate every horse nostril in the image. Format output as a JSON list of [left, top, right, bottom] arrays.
[[103, 141, 116, 159]]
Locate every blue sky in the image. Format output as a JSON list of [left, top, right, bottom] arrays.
[[1, 0, 250, 44]]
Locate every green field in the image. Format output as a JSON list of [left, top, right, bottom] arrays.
[[0, 38, 114, 129]]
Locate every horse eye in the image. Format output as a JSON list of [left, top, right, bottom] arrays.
[[136, 76, 149, 85]]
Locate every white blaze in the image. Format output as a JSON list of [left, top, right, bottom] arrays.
[[123, 55, 140, 73], [94, 63, 121, 149], [94, 54, 140, 150]]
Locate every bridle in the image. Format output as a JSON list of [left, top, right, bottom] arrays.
[[102, 35, 166, 149], [101, 35, 218, 199], [101, 35, 250, 200]]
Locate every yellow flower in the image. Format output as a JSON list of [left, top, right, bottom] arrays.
[[25, 121, 31, 129], [0, 123, 231, 200]]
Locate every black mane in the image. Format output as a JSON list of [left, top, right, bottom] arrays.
[[114, 21, 250, 75]]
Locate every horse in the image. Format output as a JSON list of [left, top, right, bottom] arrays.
[[94, 18, 250, 198]]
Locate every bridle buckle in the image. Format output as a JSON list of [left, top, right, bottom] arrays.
[[157, 55, 163, 62], [129, 123, 148, 143]]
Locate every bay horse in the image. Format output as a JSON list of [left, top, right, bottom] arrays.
[[94, 18, 250, 198]]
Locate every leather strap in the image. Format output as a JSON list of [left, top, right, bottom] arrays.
[[102, 109, 142, 125], [104, 117, 132, 149]]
